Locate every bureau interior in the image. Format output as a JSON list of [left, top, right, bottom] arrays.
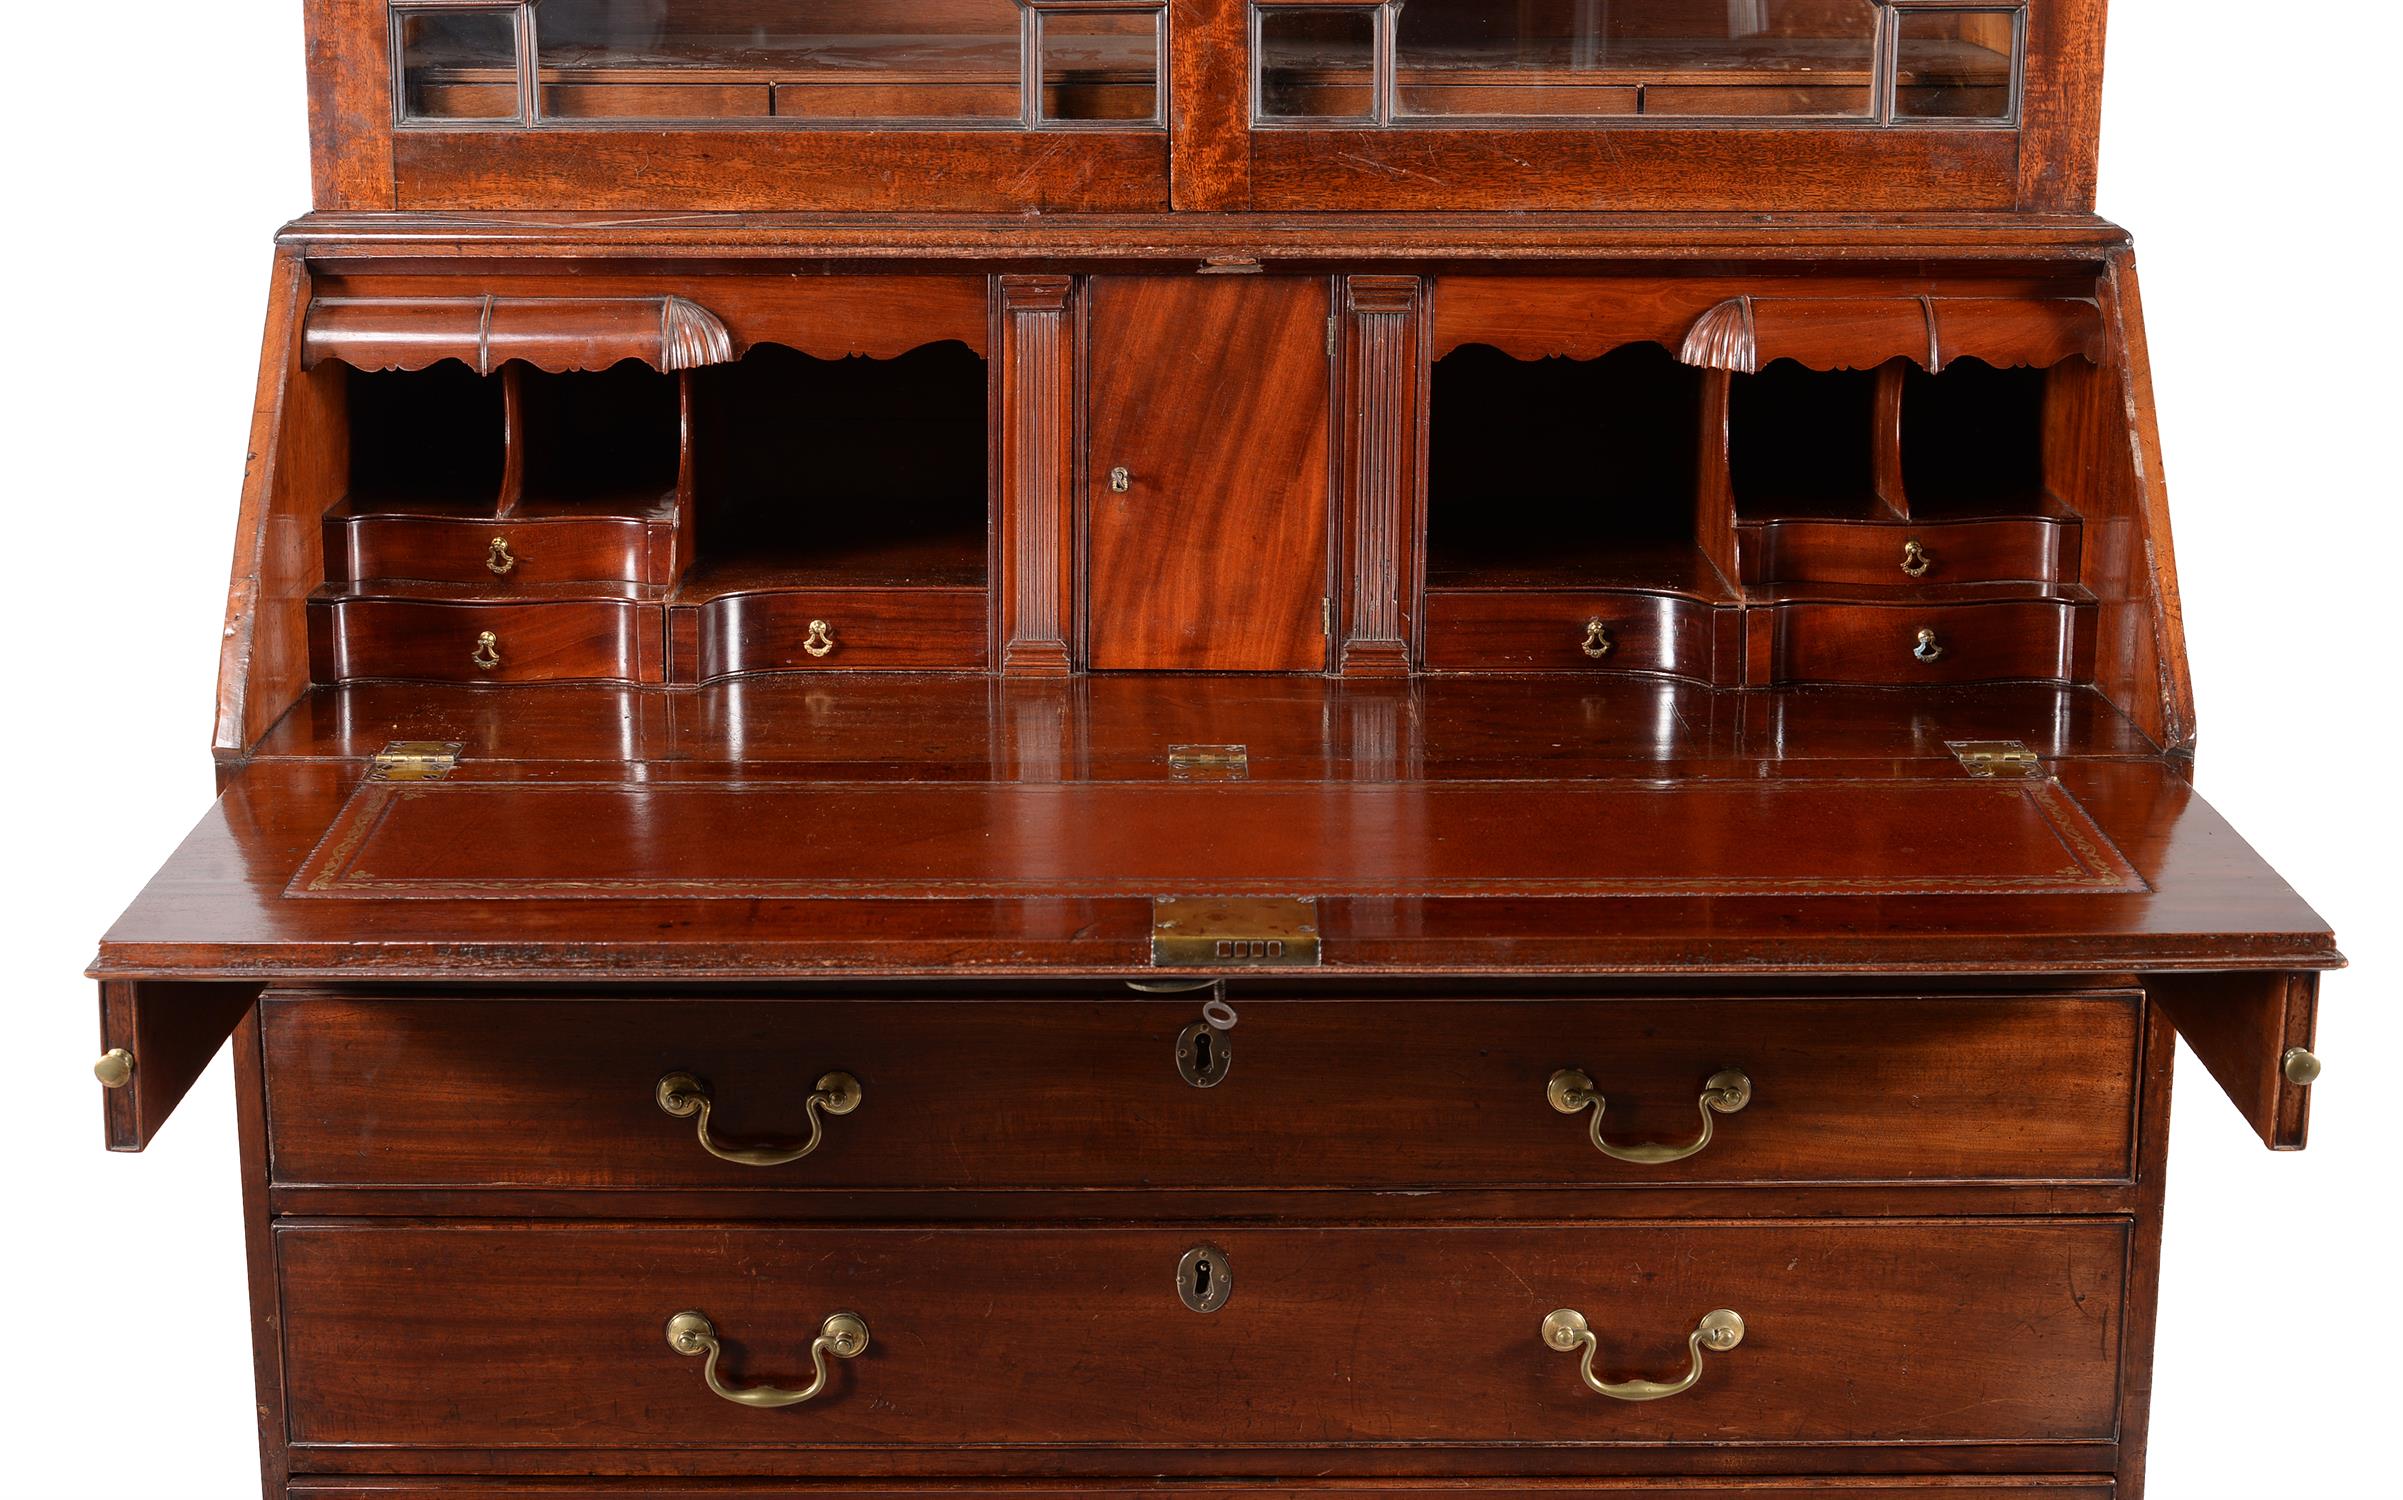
[[1426, 341, 1706, 589], [687, 341, 989, 592]]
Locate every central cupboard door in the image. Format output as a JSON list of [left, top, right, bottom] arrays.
[[1086, 277, 1332, 670]]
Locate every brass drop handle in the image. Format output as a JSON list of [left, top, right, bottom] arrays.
[[471, 631, 501, 671], [803, 620, 837, 659], [1548, 1067, 1752, 1165], [1901, 538, 1931, 578], [1109, 465, 1132, 493], [666, 1310, 868, 1409], [1912, 627, 1945, 665], [656, 1070, 862, 1167], [487, 536, 517, 576], [1542, 1307, 1745, 1403], [1581, 619, 1614, 659]]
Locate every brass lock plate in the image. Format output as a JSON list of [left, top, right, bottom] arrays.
[[1167, 744, 1249, 781], [1152, 897, 1321, 969], [1177, 1243, 1234, 1313]]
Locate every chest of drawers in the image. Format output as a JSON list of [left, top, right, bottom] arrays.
[[89, 2, 2342, 1494]]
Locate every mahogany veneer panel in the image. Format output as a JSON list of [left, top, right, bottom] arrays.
[[262, 994, 2141, 1192], [285, 776, 2142, 901], [277, 1221, 2127, 1449], [1086, 276, 1332, 671]]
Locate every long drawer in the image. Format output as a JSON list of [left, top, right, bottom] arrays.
[[289, 1483, 2117, 1497], [277, 1220, 2128, 1450], [261, 994, 2141, 1191]]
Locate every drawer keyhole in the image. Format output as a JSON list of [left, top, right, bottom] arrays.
[[1174, 1019, 1233, 1088], [1177, 1243, 1233, 1313]]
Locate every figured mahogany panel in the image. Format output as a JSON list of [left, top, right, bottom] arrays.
[[284, 775, 2142, 900], [304, 0, 394, 209], [262, 993, 2142, 1191], [392, 130, 1171, 213], [1086, 277, 1332, 671], [278, 1220, 2127, 1449], [216, 255, 339, 766], [1245, 128, 2020, 213]]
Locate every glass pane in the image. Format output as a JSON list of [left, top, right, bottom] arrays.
[[1894, 8, 2018, 121], [400, 9, 522, 122], [1257, 7, 1378, 121], [1394, 0, 1879, 120], [532, 0, 1026, 122], [1040, 10, 1162, 123]]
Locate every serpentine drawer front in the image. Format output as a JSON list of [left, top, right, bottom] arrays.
[[276, 1221, 2127, 1451], [260, 993, 2141, 1191]]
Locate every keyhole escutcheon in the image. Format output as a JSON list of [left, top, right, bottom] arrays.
[[1177, 1243, 1234, 1313]]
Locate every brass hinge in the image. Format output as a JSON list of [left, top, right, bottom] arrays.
[[1168, 744, 1250, 782], [1948, 740, 2043, 778], [367, 741, 464, 782], [1152, 896, 1322, 969]]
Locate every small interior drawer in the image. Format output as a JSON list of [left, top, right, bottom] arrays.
[[326, 510, 666, 588], [261, 993, 2141, 1194], [1739, 516, 2081, 587], [1423, 590, 1736, 679], [308, 596, 662, 685], [277, 1219, 2127, 1450], [1749, 599, 2093, 686], [673, 588, 989, 680]]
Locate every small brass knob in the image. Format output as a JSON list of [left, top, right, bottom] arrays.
[[1901, 538, 1932, 578], [1912, 627, 1946, 665], [94, 1049, 135, 1090], [2283, 1048, 2323, 1087], [486, 536, 517, 576], [471, 631, 501, 671]]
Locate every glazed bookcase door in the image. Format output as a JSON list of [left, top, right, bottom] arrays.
[[362, 0, 1172, 210], [1190, 0, 2092, 212]]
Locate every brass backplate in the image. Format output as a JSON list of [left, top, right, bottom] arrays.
[[1152, 896, 1321, 968], [368, 741, 464, 782], [1947, 740, 2042, 778], [1168, 744, 1250, 781]]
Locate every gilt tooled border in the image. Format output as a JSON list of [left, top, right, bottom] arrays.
[[287, 777, 2151, 901]]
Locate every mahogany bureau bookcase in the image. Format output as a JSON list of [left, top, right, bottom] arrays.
[[90, 3, 2341, 1498]]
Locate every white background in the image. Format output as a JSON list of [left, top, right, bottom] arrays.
[[2, 5, 2397, 1495]]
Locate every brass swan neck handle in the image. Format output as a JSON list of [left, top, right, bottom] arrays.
[[655, 1070, 862, 1167], [1542, 1307, 1745, 1402], [666, 1311, 868, 1409], [1547, 1067, 1751, 1165]]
